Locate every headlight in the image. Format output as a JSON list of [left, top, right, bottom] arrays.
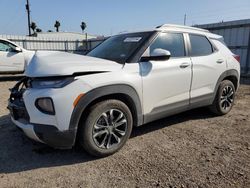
[[31, 77, 74, 89], [35, 98, 55, 115]]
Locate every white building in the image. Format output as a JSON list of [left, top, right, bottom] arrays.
[[36, 32, 98, 40]]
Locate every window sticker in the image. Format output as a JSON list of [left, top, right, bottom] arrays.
[[124, 37, 142, 43]]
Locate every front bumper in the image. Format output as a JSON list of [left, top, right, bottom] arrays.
[[7, 77, 77, 149], [11, 117, 43, 143], [8, 102, 77, 149]]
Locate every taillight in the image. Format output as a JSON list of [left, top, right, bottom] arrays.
[[233, 54, 240, 63]]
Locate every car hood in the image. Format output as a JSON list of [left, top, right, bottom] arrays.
[[23, 49, 35, 68], [25, 51, 123, 77]]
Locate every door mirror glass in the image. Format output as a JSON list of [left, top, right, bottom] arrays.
[[141, 48, 171, 61]]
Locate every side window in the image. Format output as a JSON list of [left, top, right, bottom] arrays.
[[189, 34, 213, 56], [0, 41, 11, 52], [0, 41, 15, 52], [149, 33, 185, 57]]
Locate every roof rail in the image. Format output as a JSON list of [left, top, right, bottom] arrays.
[[156, 24, 210, 33]]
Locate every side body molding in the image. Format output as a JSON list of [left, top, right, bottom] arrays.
[[69, 84, 143, 135]]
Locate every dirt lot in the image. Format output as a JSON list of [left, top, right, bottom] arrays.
[[0, 80, 249, 188]]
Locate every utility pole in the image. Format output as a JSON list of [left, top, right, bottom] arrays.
[[26, 0, 31, 36], [184, 14, 187, 25]]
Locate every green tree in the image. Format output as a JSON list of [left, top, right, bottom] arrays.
[[54, 20, 61, 32], [80, 21, 87, 33]]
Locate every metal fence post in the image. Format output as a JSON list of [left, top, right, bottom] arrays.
[[65, 41, 68, 52]]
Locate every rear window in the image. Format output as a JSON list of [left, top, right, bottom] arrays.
[[189, 34, 213, 56]]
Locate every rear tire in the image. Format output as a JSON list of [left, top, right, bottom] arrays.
[[209, 80, 235, 115], [78, 100, 133, 157]]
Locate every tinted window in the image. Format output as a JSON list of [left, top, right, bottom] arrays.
[[88, 32, 153, 63], [189, 34, 213, 56], [149, 33, 185, 57], [0, 41, 16, 52]]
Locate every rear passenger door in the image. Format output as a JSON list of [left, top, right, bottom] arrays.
[[140, 32, 192, 122], [188, 34, 227, 105]]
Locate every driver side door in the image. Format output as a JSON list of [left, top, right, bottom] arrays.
[[0, 40, 25, 73], [140, 32, 192, 123]]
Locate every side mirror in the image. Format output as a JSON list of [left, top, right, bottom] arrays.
[[12, 47, 22, 53], [141, 48, 171, 62]]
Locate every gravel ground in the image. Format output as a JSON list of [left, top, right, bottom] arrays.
[[0, 81, 249, 188]]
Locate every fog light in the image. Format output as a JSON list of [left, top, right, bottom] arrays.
[[35, 98, 55, 115]]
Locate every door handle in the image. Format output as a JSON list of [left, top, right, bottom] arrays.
[[216, 59, 224, 64], [180, 63, 190, 69]]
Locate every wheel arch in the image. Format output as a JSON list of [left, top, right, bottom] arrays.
[[212, 69, 239, 101], [69, 84, 143, 140]]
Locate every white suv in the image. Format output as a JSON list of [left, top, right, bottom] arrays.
[[8, 24, 240, 157]]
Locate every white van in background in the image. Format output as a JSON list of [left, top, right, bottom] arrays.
[[0, 38, 34, 74]]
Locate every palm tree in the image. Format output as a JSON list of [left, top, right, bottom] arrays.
[[30, 22, 37, 34], [54, 20, 61, 32], [36, 28, 42, 33], [80, 22, 87, 33]]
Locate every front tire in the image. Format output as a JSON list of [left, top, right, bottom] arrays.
[[209, 80, 236, 115], [79, 100, 133, 157]]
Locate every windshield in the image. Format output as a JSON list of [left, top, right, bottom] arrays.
[[87, 32, 153, 63]]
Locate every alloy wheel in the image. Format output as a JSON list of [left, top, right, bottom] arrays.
[[220, 86, 234, 110], [92, 109, 128, 149]]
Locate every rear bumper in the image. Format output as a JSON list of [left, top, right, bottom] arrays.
[[11, 117, 77, 149]]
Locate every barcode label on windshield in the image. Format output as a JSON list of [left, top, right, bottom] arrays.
[[124, 37, 142, 42]]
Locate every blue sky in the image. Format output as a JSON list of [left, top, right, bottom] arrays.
[[0, 0, 250, 36]]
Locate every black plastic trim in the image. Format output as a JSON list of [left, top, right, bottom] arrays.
[[69, 84, 143, 135], [144, 100, 189, 124], [33, 124, 76, 149]]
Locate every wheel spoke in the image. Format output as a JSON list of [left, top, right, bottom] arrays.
[[221, 96, 226, 100], [109, 109, 114, 122], [114, 112, 124, 123], [115, 128, 126, 136], [228, 90, 234, 98], [226, 100, 231, 107], [227, 98, 233, 103], [93, 130, 108, 138], [101, 112, 109, 126], [220, 99, 226, 104], [115, 118, 127, 128], [112, 132, 121, 143], [94, 123, 107, 130], [99, 133, 109, 148], [223, 101, 227, 109], [106, 134, 112, 149]]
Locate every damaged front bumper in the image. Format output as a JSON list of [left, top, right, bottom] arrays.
[[7, 77, 76, 149]]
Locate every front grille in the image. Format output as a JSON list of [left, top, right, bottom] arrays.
[[8, 77, 30, 122], [9, 99, 30, 122]]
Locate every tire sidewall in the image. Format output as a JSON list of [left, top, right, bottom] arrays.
[[81, 100, 133, 157], [216, 80, 236, 115]]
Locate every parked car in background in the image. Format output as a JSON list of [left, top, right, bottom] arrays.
[[8, 24, 240, 157], [0, 38, 34, 74]]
